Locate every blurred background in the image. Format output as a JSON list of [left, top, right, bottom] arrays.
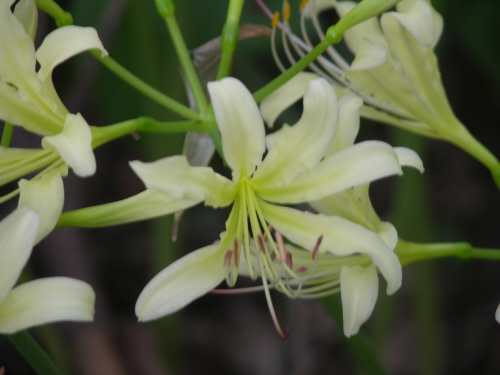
[[1, 0, 500, 374]]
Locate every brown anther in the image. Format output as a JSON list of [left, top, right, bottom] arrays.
[[257, 235, 267, 254], [224, 250, 233, 267], [286, 252, 293, 268], [283, 1, 291, 22], [270, 252, 277, 261], [296, 265, 308, 273], [233, 238, 240, 266], [282, 327, 290, 339], [299, 0, 309, 9], [272, 11, 280, 29], [312, 234, 323, 259], [274, 231, 287, 262]]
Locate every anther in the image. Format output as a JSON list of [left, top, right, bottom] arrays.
[[272, 11, 280, 29], [233, 238, 240, 266], [286, 251, 293, 268], [224, 250, 233, 267], [257, 235, 267, 254], [275, 231, 287, 263], [283, 1, 291, 22], [296, 265, 308, 273], [299, 0, 309, 8], [312, 234, 323, 259]]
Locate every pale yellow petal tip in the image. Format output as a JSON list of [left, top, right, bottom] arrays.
[[394, 147, 424, 173], [495, 304, 500, 324], [350, 41, 387, 71], [392, 0, 435, 47]]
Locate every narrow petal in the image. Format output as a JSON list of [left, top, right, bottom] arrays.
[[130, 156, 236, 208], [259, 200, 402, 294], [256, 141, 402, 204], [36, 26, 108, 84], [349, 40, 387, 71], [208, 78, 265, 178], [341, 264, 379, 337], [252, 78, 339, 187], [394, 147, 424, 173], [0, 208, 39, 302], [42, 113, 96, 177], [391, 0, 435, 47], [496, 304, 500, 324], [14, 0, 38, 42], [259, 72, 318, 128], [0, 277, 95, 334], [136, 244, 226, 321], [18, 169, 66, 243], [377, 221, 398, 250], [327, 94, 362, 155], [58, 189, 200, 228]]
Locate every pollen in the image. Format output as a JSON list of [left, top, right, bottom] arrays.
[[283, 1, 291, 22], [272, 11, 280, 29], [299, 0, 309, 9]]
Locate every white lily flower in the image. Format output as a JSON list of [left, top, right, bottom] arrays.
[[0, 0, 107, 177], [0, 207, 95, 334], [267, 0, 500, 183]]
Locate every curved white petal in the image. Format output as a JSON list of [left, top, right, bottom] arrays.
[[0, 277, 95, 334], [378, 221, 398, 250], [208, 78, 265, 179], [0, 208, 39, 302], [496, 304, 500, 324], [42, 113, 96, 177], [394, 147, 424, 173], [257, 141, 402, 204], [327, 94, 362, 155], [36, 26, 108, 84], [18, 169, 66, 244], [253, 78, 339, 187], [58, 189, 200, 228], [259, 200, 402, 294], [350, 40, 387, 71], [341, 264, 379, 337], [391, 0, 435, 47], [259, 72, 318, 128], [14, 0, 38, 42], [130, 156, 236, 208], [136, 244, 226, 321]]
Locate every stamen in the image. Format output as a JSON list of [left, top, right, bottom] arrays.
[[270, 252, 277, 261], [224, 250, 233, 267], [272, 11, 280, 29], [283, 1, 291, 22], [233, 238, 240, 266], [296, 265, 308, 273], [275, 231, 287, 263], [312, 234, 323, 259], [211, 285, 266, 294], [257, 235, 267, 254], [286, 251, 293, 269], [299, 0, 309, 8]]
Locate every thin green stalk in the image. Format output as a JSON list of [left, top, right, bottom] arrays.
[[139, 120, 206, 133], [155, 0, 208, 113], [8, 331, 63, 375], [91, 52, 200, 121], [35, 0, 73, 26], [1, 122, 14, 147], [253, 26, 342, 102], [322, 296, 389, 375], [216, 0, 245, 80]]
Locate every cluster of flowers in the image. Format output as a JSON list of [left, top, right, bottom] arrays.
[[0, 0, 497, 342]]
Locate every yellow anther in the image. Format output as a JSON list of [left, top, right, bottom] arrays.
[[272, 11, 280, 29], [283, 1, 291, 22], [299, 0, 309, 9]]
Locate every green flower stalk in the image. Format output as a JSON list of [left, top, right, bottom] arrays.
[[59, 77, 422, 337], [0, 0, 107, 177], [267, 0, 500, 186]]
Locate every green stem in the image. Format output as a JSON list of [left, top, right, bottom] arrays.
[[8, 331, 63, 375], [91, 52, 200, 121], [216, 0, 245, 80], [1, 122, 14, 147], [321, 296, 389, 375], [253, 25, 342, 102], [34, 0, 73, 26], [138, 120, 206, 133], [155, 0, 208, 113]]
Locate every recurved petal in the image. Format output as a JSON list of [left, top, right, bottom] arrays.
[[208, 78, 265, 179], [259, 72, 318, 128], [327, 94, 362, 155], [256, 141, 402, 204], [18, 169, 66, 244], [14, 0, 38, 42], [252, 78, 339, 188], [259, 200, 402, 294], [394, 147, 424, 172], [378, 221, 398, 250], [340, 264, 379, 337], [390, 0, 435, 47], [42, 113, 96, 177], [58, 189, 200, 228], [349, 40, 387, 71], [130, 156, 236, 208], [0, 277, 95, 334], [0, 207, 39, 303], [36, 26, 108, 84], [136, 244, 226, 321]]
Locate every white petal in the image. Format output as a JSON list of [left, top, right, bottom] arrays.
[[259, 72, 318, 128], [58, 189, 200, 228], [36, 26, 108, 84], [136, 244, 226, 321], [208, 78, 265, 179], [350, 40, 387, 71], [130, 156, 236, 208], [18, 169, 66, 244], [394, 147, 424, 173], [391, 0, 435, 47], [341, 264, 379, 337], [259, 201, 402, 294], [0, 208, 39, 302], [14, 0, 38, 42], [42, 113, 96, 177], [0, 277, 95, 334], [496, 304, 500, 324], [256, 141, 402, 204], [252, 78, 339, 187], [378, 221, 398, 250], [327, 94, 362, 155]]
